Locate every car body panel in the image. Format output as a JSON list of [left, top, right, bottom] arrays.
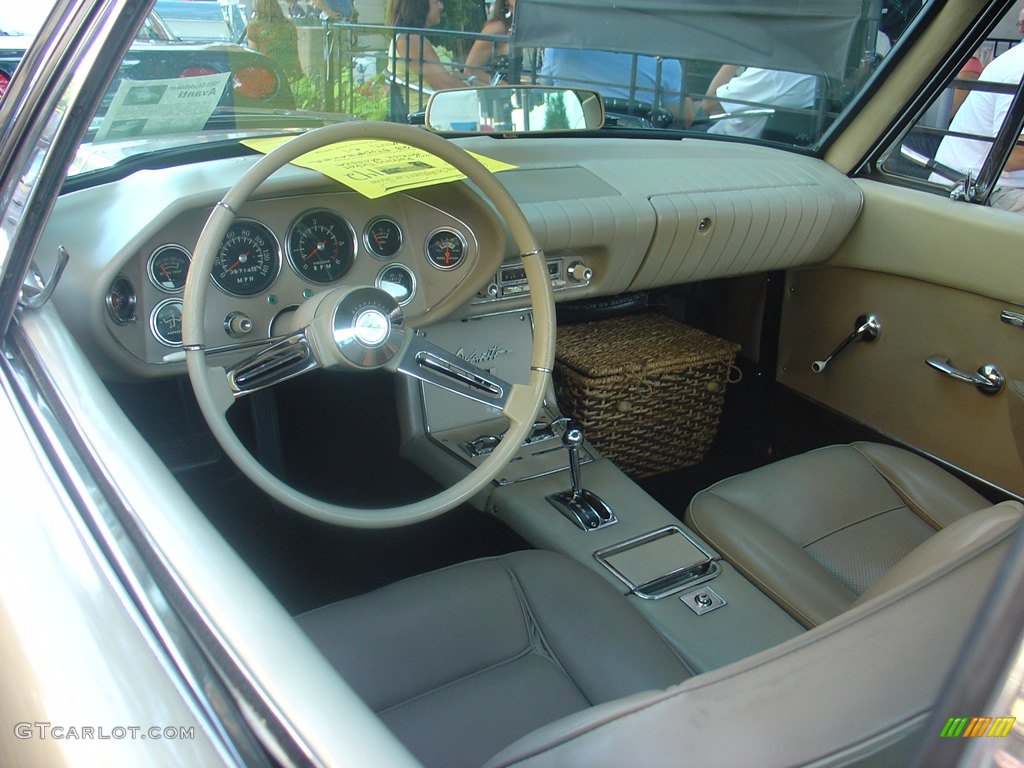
[[779, 265, 1024, 496], [0, 349, 232, 768], [10, 303, 424, 767]]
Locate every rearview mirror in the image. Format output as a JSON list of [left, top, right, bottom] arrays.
[[424, 86, 604, 134]]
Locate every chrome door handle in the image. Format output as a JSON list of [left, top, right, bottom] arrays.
[[925, 355, 1004, 395], [812, 314, 881, 373]]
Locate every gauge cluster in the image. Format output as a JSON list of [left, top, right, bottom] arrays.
[[103, 189, 485, 366]]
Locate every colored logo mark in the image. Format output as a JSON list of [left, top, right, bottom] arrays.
[[940, 717, 1016, 738]]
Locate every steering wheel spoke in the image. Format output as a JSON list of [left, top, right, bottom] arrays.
[[225, 328, 321, 397], [396, 334, 511, 410]]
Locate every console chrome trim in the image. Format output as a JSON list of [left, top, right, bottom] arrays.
[[680, 586, 727, 615], [595, 526, 719, 600]]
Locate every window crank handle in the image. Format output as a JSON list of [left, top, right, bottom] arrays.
[[812, 314, 881, 373]]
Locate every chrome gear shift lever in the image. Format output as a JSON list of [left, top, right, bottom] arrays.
[[563, 422, 585, 500], [547, 420, 617, 531]]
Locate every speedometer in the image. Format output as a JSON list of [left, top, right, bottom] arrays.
[[212, 219, 280, 296]]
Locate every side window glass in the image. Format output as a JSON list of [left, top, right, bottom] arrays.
[[880, 8, 1024, 211]]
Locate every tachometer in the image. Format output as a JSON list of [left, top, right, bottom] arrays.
[[426, 229, 467, 270], [286, 209, 355, 284], [212, 219, 280, 296]]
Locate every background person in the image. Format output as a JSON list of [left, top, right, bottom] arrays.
[[539, 48, 690, 125], [387, 0, 475, 116], [951, 54, 984, 119], [933, 38, 1024, 211], [287, 0, 316, 22], [245, 0, 303, 81], [950, 7, 1024, 119], [464, 0, 516, 84], [700, 65, 817, 139], [309, 0, 355, 21]]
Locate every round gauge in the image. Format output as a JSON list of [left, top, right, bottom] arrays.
[[286, 209, 355, 284], [150, 298, 184, 347], [148, 244, 191, 292], [365, 217, 403, 259], [106, 275, 137, 325], [426, 229, 467, 270], [212, 219, 280, 296], [376, 263, 416, 306]]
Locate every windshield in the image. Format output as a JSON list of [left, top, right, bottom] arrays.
[[7, 0, 927, 180]]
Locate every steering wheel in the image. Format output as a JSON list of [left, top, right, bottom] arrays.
[[183, 121, 554, 528]]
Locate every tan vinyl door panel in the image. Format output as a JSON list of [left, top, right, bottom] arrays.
[[777, 184, 1024, 498]]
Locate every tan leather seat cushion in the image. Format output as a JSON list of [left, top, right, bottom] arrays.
[[685, 442, 990, 627]]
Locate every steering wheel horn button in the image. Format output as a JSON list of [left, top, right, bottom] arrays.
[[330, 287, 405, 367], [353, 307, 390, 347]]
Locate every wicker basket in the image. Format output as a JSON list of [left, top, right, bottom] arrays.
[[553, 313, 740, 478]]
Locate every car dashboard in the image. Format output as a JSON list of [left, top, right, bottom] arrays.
[[38, 134, 863, 380]]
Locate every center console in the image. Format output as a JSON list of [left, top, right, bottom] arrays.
[[486, 456, 803, 673], [398, 311, 804, 674]]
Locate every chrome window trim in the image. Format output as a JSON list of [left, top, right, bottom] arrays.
[[0, 0, 146, 339], [857, 1, 1018, 181], [9, 302, 417, 766], [4, 320, 271, 766]]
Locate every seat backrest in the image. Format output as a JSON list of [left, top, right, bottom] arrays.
[[854, 501, 1022, 606]]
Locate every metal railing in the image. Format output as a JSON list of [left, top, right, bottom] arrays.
[[305, 19, 689, 125], [294, 19, 830, 144], [302, 20, 517, 119]]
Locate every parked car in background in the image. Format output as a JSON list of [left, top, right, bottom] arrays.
[[154, 0, 249, 43], [153, 0, 232, 41], [3, 1, 1024, 767], [0, 7, 292, 110]]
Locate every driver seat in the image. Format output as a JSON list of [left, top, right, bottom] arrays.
[[296, 549, 691, 768]]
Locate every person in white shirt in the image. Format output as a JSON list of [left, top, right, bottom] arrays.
[[701, 65, 818, 139], [932, 41, 1024, 211]]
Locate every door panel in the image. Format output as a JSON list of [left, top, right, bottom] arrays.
[[777, 182, 1024, 497]]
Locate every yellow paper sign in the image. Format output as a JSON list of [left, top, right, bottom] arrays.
[[241, 136, 517, 199]]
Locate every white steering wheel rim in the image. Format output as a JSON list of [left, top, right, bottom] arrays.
[[183, 121, 554, 528]]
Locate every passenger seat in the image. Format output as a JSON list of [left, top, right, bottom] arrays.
[[685, 442, 1023, 628]]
